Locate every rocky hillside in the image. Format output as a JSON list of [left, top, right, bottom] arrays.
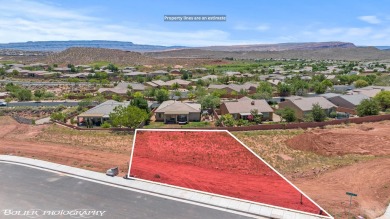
[[196, 41, 356, 51], [146, 47, 390, 61], [7, 47, 226, 67], [42, 47, 156, 65]]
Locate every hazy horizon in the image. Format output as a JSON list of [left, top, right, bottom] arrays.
[[1, 0, 390, 46]]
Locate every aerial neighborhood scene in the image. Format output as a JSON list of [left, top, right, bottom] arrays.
[[1, 0, 390, 219]]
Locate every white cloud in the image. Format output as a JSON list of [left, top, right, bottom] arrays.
[[358, 15, 381, 24], [233, 24, 269, 32]]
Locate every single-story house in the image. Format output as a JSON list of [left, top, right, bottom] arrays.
[[331, 85, 355, 93], [53, 67, 71, 73], [319, 93, 340, 99], [149, 70, 169, 77], [225, 71, 241, 77], [25, 71, 57, 78], [169, 69, 182, 76], [145, 79, 191, 89], [208, 82, 257, 94], [98, 82, 145, 95], [279, 96, 336, 120], [77, 100, 130, 126], [220, 97, 273, 121], [61, 72, 94, 79], [154, 100, 201, 124], [328, 94, 369, 112], [165, 79, 192, 88], [124, 71, 147, 78], [349, 86, 390, 98]]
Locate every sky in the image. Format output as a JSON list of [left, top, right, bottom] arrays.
[[0, 0, 389, 46]]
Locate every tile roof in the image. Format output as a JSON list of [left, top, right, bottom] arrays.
[[155, 100, 201, 114], [78, 100, 130, 118], [223, 98, 273, 114], [287, 97, 336, 111]]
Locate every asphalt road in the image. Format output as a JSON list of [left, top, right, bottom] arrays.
[[5, 101, 80, 107], [0, 163, 252, 219], [0, 80, 91, 86]]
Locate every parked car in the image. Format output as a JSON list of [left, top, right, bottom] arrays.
[[106, 167, 119, 177], [0, 102, 7, 107]]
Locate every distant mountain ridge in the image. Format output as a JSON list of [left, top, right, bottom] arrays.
[[0, 40, 186, 52], [0, 40, 358, 52], [196, 42, 356, 51]]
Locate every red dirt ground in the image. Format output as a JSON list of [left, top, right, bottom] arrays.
[[130, 131, 326, 215], [286, 124, 390, 156]]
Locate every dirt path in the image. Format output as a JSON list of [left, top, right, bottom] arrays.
[[293, 158, 390, 219], [0, 139, 131, 175]]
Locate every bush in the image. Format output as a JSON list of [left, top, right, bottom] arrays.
[[236, 119, 250, 126], [101, 121, 111, 128], [356, 99, 380, 117], [216, 114, 236, 127], [311, 103, 327, 122], [50, 112, 66, 122], [277, 107, 296, 123], [374, 90, 390, 111], [329, 111, 337, 118]]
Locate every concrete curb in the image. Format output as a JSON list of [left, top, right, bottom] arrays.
[[0, 155, 329, 219]]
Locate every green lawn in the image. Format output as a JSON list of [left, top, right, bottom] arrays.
[[142, 121, 166, 129], [143, 121, 213, 129], [181, 121, 213, 128]]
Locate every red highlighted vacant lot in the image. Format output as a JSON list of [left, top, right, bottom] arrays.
[[130, 130, 325, 215]]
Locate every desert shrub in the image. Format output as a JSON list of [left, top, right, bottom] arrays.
[[236, 119, 250, 126], [277, 107, 296, 123], [101, 121, 111, 128], [356, 99, 380, 117]]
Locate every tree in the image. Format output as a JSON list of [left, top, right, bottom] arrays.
[[211, 89, 227, 98], [277, 107, 296, 122], [155, 89, 169, 103], [198, 95, 220, 110], [356, 99, 380, 117], [314, 82, 327, 94], [171, 82, 180, 90], [173, 90, 182, 99], [354, 79, 369, 88], [181, 72, 189, 80], [50, 112, 66, 122], [292, 80, 308, 96], [187, 92, 196, 101], [311, 103, 327, 122], [374, 90, 390, 111], [249, 109, 262, 124], [130, 98, 149, 113], [277, 83, 292, 96], [15, 89, 32, 101], [12, 69, 19, 76], [257, 81, 273, 94], [321, 79, 333, 88], [216, 114, 235, 127], [133, 91, 144, 99], [34, 90, 45, 98], [195, 86, 207, 99], [107, 63, 119, 72], [112, 94, 123, 102], [109, 105, 148, 128]]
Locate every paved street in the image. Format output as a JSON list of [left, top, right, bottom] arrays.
[[0, 163, 252, 219], [5, 101, 81, 107]]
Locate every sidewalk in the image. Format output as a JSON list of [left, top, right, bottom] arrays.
[[0, 155, 332, 219]]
